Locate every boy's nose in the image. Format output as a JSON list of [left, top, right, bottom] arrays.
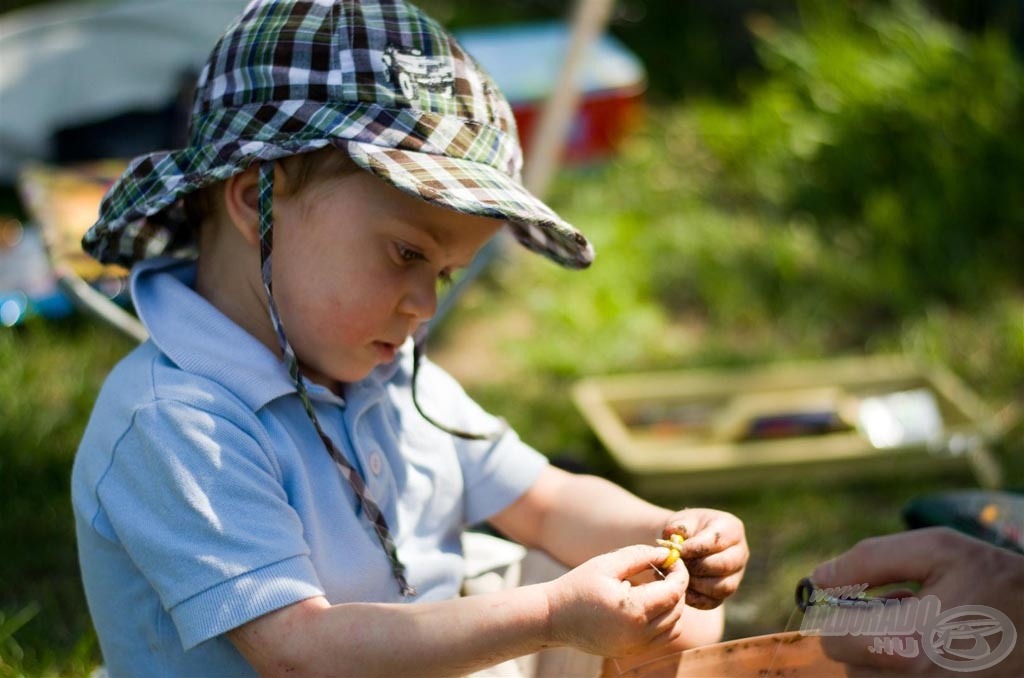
[[398, 280, 438, 322]]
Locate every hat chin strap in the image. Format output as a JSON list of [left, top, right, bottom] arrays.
[[410, 328, 509, 442], [255, 160, 506, 595], [257, 161, 416, 597]]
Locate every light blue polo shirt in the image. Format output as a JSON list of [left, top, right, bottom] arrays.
[[71, 256, 548, 677]]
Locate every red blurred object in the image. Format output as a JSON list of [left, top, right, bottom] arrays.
[[456, 22, 646, 166], [512, 87, 645, 165]]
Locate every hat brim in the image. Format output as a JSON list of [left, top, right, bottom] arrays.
[[83, 139, 333, 266], [341, 140, 593, 270], [83, 136, 593, 270]]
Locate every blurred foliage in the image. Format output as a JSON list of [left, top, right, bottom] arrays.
[[456, 101, 1023, 416], [435, 4, 1024, 497], [694, 0, 1024, 311], [3, 0, 1021, 103]]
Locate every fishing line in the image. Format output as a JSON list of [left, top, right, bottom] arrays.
[[764, 603, 805, 675]]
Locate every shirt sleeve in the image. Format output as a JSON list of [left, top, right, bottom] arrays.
[[95, 399, 324, 650], [411, 356, 549, 526]]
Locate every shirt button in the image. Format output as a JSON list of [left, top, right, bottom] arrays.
[[369, 451, 383, 476]]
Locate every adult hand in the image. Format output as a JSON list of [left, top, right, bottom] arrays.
[[545, 544, 689, 657], [811, 527, 1024, 676], [662, 508, 749, 609]]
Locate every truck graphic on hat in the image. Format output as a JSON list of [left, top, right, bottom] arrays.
[[382, 44, 455, 100]]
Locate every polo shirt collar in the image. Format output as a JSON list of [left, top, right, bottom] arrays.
[[131, 257, 300, 410]]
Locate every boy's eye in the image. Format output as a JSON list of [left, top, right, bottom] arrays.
[[395, 243, 425, 263], [392, 241, 454, 289]]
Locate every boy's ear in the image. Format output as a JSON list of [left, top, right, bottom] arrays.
[[222, 165, 262, 247]]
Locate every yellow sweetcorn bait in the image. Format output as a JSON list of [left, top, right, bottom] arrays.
[[656, 533, 685, 569]]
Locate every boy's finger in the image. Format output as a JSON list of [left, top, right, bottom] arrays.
[[632, 576, 687, 615], [647, 612, 685, 648], [658, 558, 690, 585], [674, 528, 742, 560], [687, 571, 744, 601], [646, 605, 682, 640], [683, 544, 747, 577], [605, 544, 675, 580], [663, 518, 700, 543], [684, 588, 723, 610]]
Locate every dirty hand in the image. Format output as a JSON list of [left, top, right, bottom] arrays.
[[545, 544, 689, 657], [662, 508, 748, 609]]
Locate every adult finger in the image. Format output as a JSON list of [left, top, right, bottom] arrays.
[[820, 632, 929, 674], [810, 527, 962, 589]]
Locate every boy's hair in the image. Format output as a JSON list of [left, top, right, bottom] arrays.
[[184, 148, 360, 228]]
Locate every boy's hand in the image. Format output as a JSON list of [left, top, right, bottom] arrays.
[[662, 508, 748, 609], [545, 544, 689, 657]]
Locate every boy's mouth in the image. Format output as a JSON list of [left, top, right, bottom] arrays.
[[372, 341, 400, 361]]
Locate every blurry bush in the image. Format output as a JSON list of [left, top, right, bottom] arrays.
[[695, 0, 1024, 312]]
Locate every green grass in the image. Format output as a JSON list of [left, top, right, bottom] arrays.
[[2, 97, 1023, 678], [0, 318, 133, 677]]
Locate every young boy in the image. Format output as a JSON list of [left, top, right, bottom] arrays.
[[72, 1, 749, 675]]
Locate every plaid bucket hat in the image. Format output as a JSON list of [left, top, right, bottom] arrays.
[[81, 0, 594, 270]]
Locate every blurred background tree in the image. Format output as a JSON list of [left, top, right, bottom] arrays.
[[695, 0, 1024, 313], [4, 0, 1023, 101]]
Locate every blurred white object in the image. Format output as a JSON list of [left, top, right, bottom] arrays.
[[0, 0, 251, 182], [857, 388, 944, 448]]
